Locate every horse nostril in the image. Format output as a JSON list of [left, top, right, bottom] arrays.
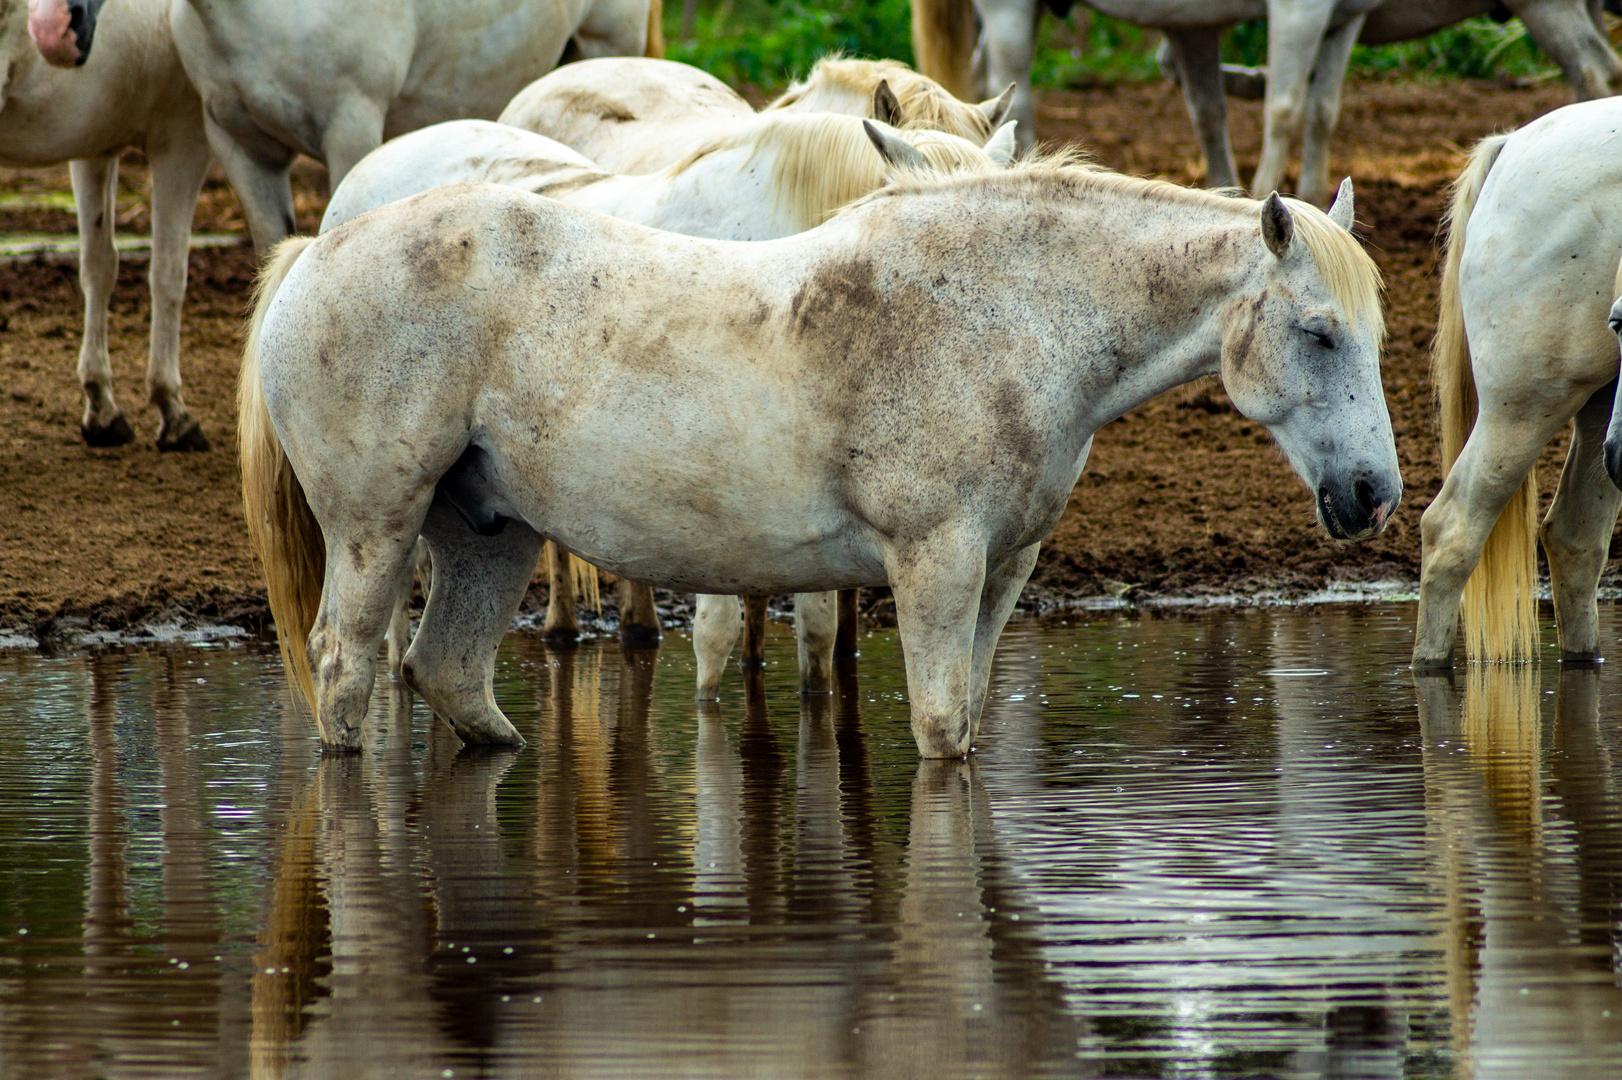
[[1353, 478, 1376, 518]]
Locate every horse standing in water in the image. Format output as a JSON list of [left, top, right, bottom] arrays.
[[324, 109, 1014, 697], [1416, 98, 1622, 670], [5, 0, 211, 448], [240, 158, 1396, 758]]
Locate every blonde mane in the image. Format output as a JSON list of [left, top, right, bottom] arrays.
[[865, 159, 1385, 337], [767, 56, 994, 144], [671, 112, 996, 231]]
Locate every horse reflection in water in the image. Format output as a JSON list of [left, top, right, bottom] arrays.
[[243, 641, 1081, 1076], [1414, 666, 1622, 1079]]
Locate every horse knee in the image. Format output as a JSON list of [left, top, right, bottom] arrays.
[[307, 620, 373, 751]]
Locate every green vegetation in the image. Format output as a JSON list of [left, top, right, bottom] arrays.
[[663, 0, 1568, 92]]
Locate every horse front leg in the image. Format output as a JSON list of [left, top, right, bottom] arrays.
[[70, 155, 131, 446], [1541, 380, 1622, 662], [542, 541, 580, 642], [145, 109, 212, 450], [740, 595, 769, 666], [693, 593, 742, 700], [1513, 0, 1622, 99], [835, 589, 860, 657], [201, 111, 296, 255], [967, 542, 1040, 742], [618, 579, 662, 647], [1296, 13, 1364, 207], [976, 0, 1040, 152], [793, 591, 838, 695], [1162, 28, 1238, 190], [888, 533, 987, 758], [1252, 0, 1337, 197]]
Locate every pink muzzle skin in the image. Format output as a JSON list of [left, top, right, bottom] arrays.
[[28, 0, 82, 68]]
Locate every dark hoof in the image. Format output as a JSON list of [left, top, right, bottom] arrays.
[[1560, 651, 1602, 665], [541, 625, 580, 646], [81, 412, 135, 447], [620, 623, 661, 649], [1411, 657, 1453, 676], [318, 741, 363, 755], [157, 415, 211, 452]]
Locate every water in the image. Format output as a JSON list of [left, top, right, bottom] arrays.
[[1, 603, 1619, 1079]]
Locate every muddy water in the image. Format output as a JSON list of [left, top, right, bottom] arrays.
[[0, 604, 1619, 1079]]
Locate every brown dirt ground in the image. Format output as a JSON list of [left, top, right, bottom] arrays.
[[0, 78, 1610, 634]]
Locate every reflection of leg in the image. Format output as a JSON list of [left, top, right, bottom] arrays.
[[1163, 29, 1237, 189], [1541, 381, 1622, 662], [693, 593, 741, 700], [403, 500, 542, 746], [145, 109, 213, 450], [542, 541, 579, 642], [794, 591, 838, 694], [740, 596, 769, 667], [835, 588, 860, 657], [618, 579, 661, 648], [71, 155, 130, 445], [967, 543, 1039, 741], [888, 533, 986, 757]]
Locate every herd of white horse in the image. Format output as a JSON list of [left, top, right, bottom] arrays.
[[4, 0, 1622, 757]]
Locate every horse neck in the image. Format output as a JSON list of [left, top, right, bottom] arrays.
[[771, 82, 866, 117]]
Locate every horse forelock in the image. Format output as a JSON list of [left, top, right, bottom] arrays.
[[859, 158, 1383, 337], [672, 112, 995, 231], [771, 54, 993, 143]]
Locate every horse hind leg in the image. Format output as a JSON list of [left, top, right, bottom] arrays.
[[693, 594, 742, 701], [145, 106, 212, 451], [794, 592, 838, 695], [740, 595, 769, 667], [618, 579, 662, 648], [403, 499, 543, 747], [71, 156, 132, 446], [1541, 380, 1622, 662]]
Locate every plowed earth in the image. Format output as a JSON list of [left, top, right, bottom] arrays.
[[0, 78, 1608, 635]]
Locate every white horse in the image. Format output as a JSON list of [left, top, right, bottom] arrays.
[[497, 55, 1015, 174], [239, 160, 1396, 758], [5, 0, 211, 448], [911, 0, 1622, 206], [322, 111, 1017, 698], [26, 0, 663, 254], [1416, 97, 1622, 671]]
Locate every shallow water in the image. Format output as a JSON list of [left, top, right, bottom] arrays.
[[1, 603, 1619, 1079]]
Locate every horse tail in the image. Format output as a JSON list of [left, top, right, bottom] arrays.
[[240, 236, 326, 713], [644, 0, 664, 58], [570, 553, 602, 612], [1434, 133, 1537, 663], [910, 0, 978, 102]]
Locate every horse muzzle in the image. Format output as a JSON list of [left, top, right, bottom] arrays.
[[27, 0, 101, 68], [1316, 472, 1401, 541]]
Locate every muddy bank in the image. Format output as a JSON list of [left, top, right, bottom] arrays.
[[0, 78, 1614, 642]]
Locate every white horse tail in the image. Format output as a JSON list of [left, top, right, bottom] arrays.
[[910, 0, 978, 102], [239, 236, 325, 713], [644, 0, 664, 58], [1434, 133, 1537, 663]]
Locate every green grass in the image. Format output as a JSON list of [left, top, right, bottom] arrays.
[[664, 0, 1569, 92]]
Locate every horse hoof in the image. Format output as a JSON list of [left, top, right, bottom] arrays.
[[81, 412, 135, 447], [541, 625, 579, 646], [1560, 651, 1602, 665], [620, 623, 661, 649], [1410, 657, 1454, 676], [157, 415, 211, 453]]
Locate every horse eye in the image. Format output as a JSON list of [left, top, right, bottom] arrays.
[[1305, 329, 1335, 350]]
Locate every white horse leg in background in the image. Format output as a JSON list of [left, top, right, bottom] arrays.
[[974, 0, 1041, 152], [1250, 6, 1370, 205], [1160, 28, 1237, 189], [13, 0, 213, 448]]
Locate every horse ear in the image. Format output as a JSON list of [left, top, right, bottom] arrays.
[[979, 84, 1015, 130], [1260, 192, 1294, 258], [984, 121, 1017, 165], [1326, 177, 1355, 231], [863, 120, 931, 175], [872, 79, 905, 127]]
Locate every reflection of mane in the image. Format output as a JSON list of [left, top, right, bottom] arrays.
[[768, 56, 994, 144], [867, 158, 1386, 337], [670, 113, 994, 231]]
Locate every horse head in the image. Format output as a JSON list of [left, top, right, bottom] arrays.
[[27, 0, 102, 67], [1219, 178, 1401, 541]]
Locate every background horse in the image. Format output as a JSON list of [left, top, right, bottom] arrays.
[[238, 159, 1395, 758], [498, 55, 1013, 173], [5, 0, 211, 448], [323, 111, 1015, 698], [28, 0, 664, 254], [911, 0, 1621, 206], [1416, 97, 1622, 670]]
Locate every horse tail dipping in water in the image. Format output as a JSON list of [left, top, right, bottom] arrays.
[[241, 160, 1397, 758], [1427, 132, 1538, 665]]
